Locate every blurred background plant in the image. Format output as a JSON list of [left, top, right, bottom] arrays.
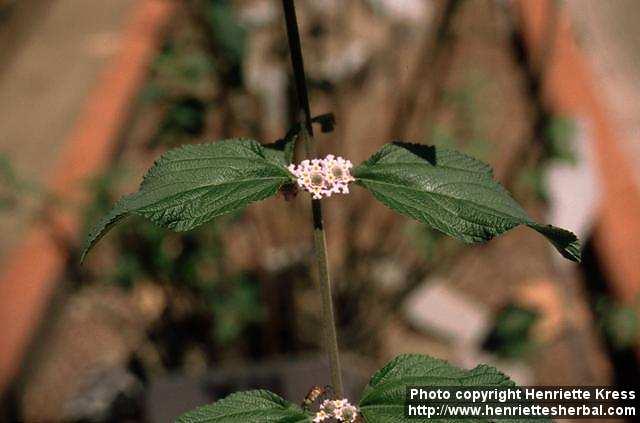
[[0, 153, 42, 212], [595, 295, 639, 351], [483, 303, 540, 360], [81, 124, 264, 372]]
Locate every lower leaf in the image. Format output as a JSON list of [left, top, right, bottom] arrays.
[[176, 390, 311, 423], [359, 354, 548, 423]]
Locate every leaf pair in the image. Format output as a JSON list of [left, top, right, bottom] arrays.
[[82, 138, 580, 262], [176, 354, 548, 423]]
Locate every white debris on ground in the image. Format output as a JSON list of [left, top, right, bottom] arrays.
[[236, 0, 278, 28], [404, 278, 536, 385], [320, 40, 370, 83], [546, 118, 599, 263], [370, 258, 407, 293], [404, 278, 490, 346], [365, 0, 432, 23]]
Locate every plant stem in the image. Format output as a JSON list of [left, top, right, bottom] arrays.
[[311, 203, 344, 397], [281, 0, 344, 396]]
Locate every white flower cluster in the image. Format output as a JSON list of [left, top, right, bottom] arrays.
[[313, 399, 359, 422], [288, 155, 355, 199]]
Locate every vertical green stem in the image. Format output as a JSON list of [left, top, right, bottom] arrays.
[[311, 201, 344, 397], [281, 0, 344, 396]]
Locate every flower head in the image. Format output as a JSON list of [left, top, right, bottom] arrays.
[[314, 398, 359, 423], [288, 155, 355, 199], [336, 403, 359, 422], [324, 155, 355, 194], [319, 399, 337, 414]]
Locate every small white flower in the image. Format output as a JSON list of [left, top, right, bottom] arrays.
[[324, 154, 355, 194], [313, 410, 330, 422], [288, 155, 355, 199], [317, 398, 359, 422], [319, 399, 337, 414], [337, 404, 359, 422], [288, 159, 331, 199], [332, 399, 348, 409]]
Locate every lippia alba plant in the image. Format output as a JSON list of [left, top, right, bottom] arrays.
[[82, 1, 578, 421], [82, 138, 579, 263]]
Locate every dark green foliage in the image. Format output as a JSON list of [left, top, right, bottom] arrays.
[[595, 296, 640, 350], [202, 0, 247, 87], [82, 170, 264, 355], [359, 354, 549, 423], [176, 390, 310, 423], [358, 354, 537, 423], [483, 304, 539, 359], [354, 142, 581, 262], [151, 98, 207, 148], [544, 116, 577, 165]]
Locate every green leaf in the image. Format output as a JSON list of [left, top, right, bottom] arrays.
[[353, 143, 580, 262], [176, 390, 311, 423], [359, 354, 547, 423], [82, 139, 292, 262]]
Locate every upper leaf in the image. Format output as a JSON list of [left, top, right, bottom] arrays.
[[176, 390, 311, 423], [359, 354, 547, 423], [82, 139, 292, 261], [353, 143, 580, 262]]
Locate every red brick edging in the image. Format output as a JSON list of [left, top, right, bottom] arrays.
[[516, 0, 640, 304], [0, 0, 175, 395]]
